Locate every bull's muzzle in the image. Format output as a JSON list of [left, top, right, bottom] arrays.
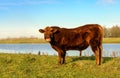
[[45, 38, 51, 42]]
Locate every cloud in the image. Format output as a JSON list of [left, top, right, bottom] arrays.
[[97, 0, 116, 5]]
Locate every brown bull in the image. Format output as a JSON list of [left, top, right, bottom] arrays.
[[39, 24, 103, 65]]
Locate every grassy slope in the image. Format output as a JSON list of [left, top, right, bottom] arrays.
[[0, 53, 120, 78]]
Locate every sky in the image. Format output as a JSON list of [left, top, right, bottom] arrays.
[[0, 0, 120, 38]]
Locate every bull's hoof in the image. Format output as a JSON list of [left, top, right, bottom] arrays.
[[62, 63, 67, 65], [54, 63, 62, 68]]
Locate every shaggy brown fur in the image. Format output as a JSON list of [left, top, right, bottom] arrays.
[[39, 24, 103, 65]]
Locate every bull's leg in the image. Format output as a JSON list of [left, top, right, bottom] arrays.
[[98, 43, 102, 65], [80, 50, 82, 56], [52, 46, 63, 65], [62, 51, 66, 64], [95, 47, 101, 65], [91, 45, 101, 65], [58, 52, 62, 64], [51, 46, 66, 65], [58, 51, 66, 65]]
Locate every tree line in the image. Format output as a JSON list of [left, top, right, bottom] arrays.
[[103, 25, 120, 38]]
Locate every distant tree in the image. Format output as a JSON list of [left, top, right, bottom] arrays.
[[103, 25, 120, 38], [103, 26, 111, 38], [110, 25, 120, 37]]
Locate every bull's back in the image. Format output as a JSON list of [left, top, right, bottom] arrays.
[[80, 24, 103, 37], [51, 24, 103, 50], [78, 24, 102, 31]]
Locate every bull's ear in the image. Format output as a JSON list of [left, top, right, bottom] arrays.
[[39, 29, 44, 33]]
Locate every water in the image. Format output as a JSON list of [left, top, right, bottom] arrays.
[[0, 44, 120, 57]]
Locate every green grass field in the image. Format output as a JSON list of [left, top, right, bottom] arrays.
[[0, 53, 120, 78], [0, 38, 120, 44]]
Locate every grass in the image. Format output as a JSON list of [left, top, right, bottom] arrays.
[[0, 38, 120, 44], [0, 53, 120, 78]]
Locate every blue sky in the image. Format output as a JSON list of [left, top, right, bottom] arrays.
[[0, 0, 120, 38]]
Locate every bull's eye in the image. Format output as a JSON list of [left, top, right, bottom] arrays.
[[50, 30, 53, 33]]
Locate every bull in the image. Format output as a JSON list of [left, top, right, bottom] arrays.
[[39, 24, 103, 65]]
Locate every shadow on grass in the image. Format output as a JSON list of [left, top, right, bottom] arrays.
[[71, 56, 114, 64], [71, 56, 95, 62], [102, 57, 114, 63]]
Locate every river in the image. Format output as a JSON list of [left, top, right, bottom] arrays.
[[0, 44, 120, 57]]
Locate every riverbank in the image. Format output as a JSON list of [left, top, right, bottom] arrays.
[[0, 38, 120, 44], [0, 38, 46, 44], [0, 53, 120, 78], [103, 38, 120, 43]]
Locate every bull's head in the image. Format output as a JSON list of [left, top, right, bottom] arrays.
[[39, 26, 58, 42]]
